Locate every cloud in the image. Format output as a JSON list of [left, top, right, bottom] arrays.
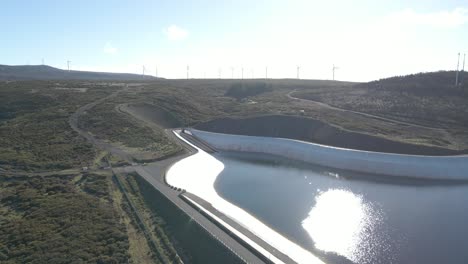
[[103, 42, 118, 54], [385, 7, 468, 28], [164, 25, 189, 41]]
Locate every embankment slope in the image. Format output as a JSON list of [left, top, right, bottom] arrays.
[[194, 115, 465, 156]]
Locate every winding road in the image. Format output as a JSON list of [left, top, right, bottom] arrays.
[[286, 90, 447, 131], [68, 85, 134, 162], [68, 87, 268, 264]]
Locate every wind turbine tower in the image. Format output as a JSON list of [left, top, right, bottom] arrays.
[[265, 66, 268, 79], [456, 53, 460, 86], [67, 60, 71, 72], [142, 65, 146, 76], [187, 65, 189, 79], [231, 67, 234, 79], [332, 64, 339, 81], [242, 67, 244, 80], [297, 66, 300, 79], [461, 53, 466, 88]]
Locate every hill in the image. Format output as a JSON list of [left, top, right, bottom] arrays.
[[0, 64, 158, 81], [293, 71, 468, 130]]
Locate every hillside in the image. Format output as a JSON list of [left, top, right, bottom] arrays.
[[293, 71, 468, 130], [0, 64, 158, 81]]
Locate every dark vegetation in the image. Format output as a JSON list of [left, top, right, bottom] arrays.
[[0, 65, 157, 81], [79, 97, 182, 161], [116, 173, 183, 263], [294, 71, 468, 129], [134, 174, 243, 264], [1, 71, 467, 263], [225, 81, 272, 100], [0, 173, 129, 263], [123, 103, 183, 129], [0, 81, 113, 171]]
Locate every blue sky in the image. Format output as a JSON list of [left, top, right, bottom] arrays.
[[1, 0, 467, 81]]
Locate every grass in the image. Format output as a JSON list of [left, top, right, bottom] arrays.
[[78, 93, 182, 162], [108, 172, 155, 264], [121, 78, 466, 150], [1, 74, 467, 263], [0, 81, 114, 171], [134, 173, 244, 264], [117, 173, 182, 263], [0, 173, 129, 263], [293, 72, 468, 130]]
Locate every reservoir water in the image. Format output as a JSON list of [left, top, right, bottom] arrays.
[[213, 151, 468, 264]]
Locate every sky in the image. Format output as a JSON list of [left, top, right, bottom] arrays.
[[1, 0, 468, 81]]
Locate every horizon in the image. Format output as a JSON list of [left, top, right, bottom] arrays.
[[2, 63, 464, 83], [2, 1, 468, 81]]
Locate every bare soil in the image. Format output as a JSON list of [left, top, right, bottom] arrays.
[[121, 103, 183, 129], [195, 115, 467, 156]]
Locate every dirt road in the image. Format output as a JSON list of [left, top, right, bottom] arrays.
[[69, 90, 267, 263], [286, 90, 460, 148], [287, 90, 448, 131], [68, 86, 135, 162]]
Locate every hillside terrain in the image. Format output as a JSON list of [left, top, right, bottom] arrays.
[[0, 65, 157, 81], [195, 115, 465, 155], [293, 71, 468, 130], [1, 72, 468, 263]]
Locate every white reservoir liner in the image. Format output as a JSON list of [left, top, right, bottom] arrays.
[[190, 129, 468, 180], [166, 130, 324, 264]]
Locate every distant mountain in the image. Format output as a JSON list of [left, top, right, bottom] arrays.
[[0, 65, 159, 81]]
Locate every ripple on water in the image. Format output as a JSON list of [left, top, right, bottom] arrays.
[[302, 189, 397, 264]]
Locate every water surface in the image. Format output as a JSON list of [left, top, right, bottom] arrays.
[[214, 151, 468, 264]]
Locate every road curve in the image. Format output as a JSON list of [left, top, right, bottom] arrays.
[[68, 86, 134, 162], [69, 91, 266, 263], [287, 90, 447, 131], [129, 133, 267, 264]]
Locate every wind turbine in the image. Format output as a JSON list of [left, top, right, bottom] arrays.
[[187, 65, 189, 79], [297, 66, 300, 79], [231, 67, 234, 79], [460, 53, 466, 88], [332, 64, 339, 81], [67, 60, 71, 71], [456, 53, 460, 86], [265, 66, 268, 79], [142, 65, 146, 76]]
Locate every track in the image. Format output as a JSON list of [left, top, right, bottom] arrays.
[[286, 89, 459, 147], [125, 133, 267, 264], [69, 90, 266, 263], [68, 85, 134, 162], [287, 90, 448, 131]]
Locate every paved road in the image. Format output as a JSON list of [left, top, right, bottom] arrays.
[[128, 150, 268, 264], [98, 127, 265, 263], [67, 86, 279, 263]]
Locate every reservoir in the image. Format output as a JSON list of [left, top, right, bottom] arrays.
[[213, 151, 468, 264]]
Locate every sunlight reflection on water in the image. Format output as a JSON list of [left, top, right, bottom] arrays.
[[302, 189, 390, 264]]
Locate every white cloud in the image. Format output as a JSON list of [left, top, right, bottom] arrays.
[[164, 25, 189, 41], [103, 42, 118, 54], [385, 7, 468, 28]]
